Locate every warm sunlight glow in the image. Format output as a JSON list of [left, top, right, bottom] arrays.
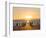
[[13, 7, 40, 20], [25, 16, 32, 20], [25, 16, 32, 18]]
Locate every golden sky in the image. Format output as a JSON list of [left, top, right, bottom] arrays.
[[13, 7, 40, 20]]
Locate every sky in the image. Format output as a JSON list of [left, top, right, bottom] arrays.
[[13, 7, 40, 20]]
